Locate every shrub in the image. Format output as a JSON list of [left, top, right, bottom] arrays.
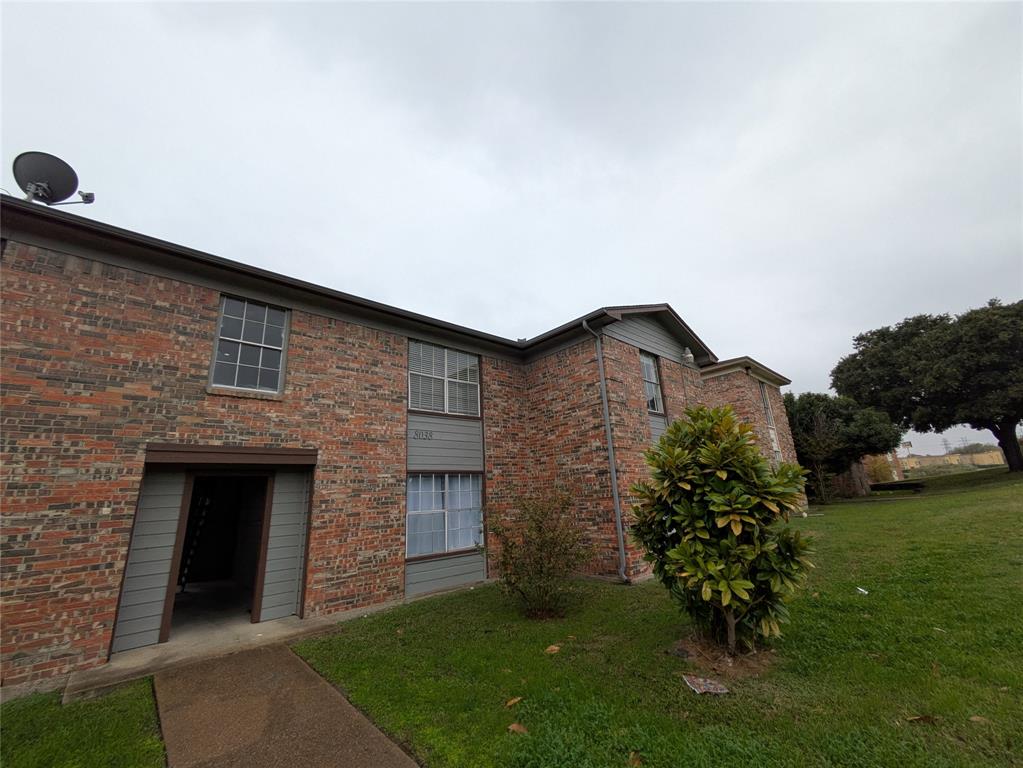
[[631, 406, 813, 653], [490, 494, 592, 618]]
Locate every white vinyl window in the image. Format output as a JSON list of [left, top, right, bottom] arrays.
[[210, 296, 288, 393], [406, 474, 483, 556], [409, 341, 480, 416], [759, 380, 783, 465], [640, 352, 665, 414]]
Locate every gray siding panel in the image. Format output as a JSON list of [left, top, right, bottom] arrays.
[[605, 316, 687, 362], [407, 413, 484, 472], [111, 628, 161, 654], [258, 471, 310, 622], [649, 414, 668, 442], [111, 472, 186, 654], [405, 551, 486, 597]]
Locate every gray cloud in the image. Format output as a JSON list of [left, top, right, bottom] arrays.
[[3, 1, 1020, 453]]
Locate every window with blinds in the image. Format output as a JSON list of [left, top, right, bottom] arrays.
[[640, 352, 665, 414], [406, 473, 483, 556], [409, 340, 480, 416]]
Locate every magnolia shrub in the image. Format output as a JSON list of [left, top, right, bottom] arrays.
[[632, 406, 812, 653]]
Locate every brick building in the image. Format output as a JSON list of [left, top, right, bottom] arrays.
[[1, 196, 798, 690]]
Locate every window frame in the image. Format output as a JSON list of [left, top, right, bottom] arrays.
[[407, 340, 481, 418], [640, 351, 665, 415], [208, 295, 290, 395], [405, 472, 484, 558], [758, 380, 783, 465]]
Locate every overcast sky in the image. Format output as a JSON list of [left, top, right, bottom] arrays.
[[3, 2, 1020, 454]]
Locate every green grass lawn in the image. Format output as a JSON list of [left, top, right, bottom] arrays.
[[296, 471, 1023, 768], [0, 678, 165, 768]]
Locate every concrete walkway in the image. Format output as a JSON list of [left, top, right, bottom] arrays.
[[154, 645, 418, 768]]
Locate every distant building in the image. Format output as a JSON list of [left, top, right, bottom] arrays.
[[901, 450, 1005, 470]]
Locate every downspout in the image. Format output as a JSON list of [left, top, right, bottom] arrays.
[[582, 320, 630, 583]]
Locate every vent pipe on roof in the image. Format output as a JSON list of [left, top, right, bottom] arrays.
[[582, 319, 629, 584]]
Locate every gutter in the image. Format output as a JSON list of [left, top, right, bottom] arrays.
[[582, 320, 629, 583]]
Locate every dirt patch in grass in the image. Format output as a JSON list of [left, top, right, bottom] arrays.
[[667, 634, 777, 679]]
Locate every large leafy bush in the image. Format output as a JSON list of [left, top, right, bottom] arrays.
[[632, 406, 812, 653], [490, 494, 593, 618]]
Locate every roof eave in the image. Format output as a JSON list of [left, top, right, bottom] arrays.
[[700, 356, 791, 386]]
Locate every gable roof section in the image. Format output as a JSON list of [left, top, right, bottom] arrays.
[[700, 356, 791, 387], [1, 195, 717, 363]]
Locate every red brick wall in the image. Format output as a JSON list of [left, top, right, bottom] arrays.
[[596, 337, 707, 578], [701, 370, 797, 465], [480, 356, 529, 569], [1, 242, 409, 687], [599, 336, 656, 577], [522, 339, 620, 576], [484, 336, 708, 581]]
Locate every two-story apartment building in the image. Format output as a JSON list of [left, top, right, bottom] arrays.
[[0, 196, 797, 690]]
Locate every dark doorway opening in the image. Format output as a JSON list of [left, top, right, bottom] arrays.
[[170, 475, 268, 635]]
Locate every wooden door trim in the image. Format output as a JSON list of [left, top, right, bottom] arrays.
[[297, 472, 315, 619]]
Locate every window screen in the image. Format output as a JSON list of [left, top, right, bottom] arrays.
[[211, 297, 287, 392], [640, 352, 664, 414], [406, 473, 483, 556], [409, 341, 480, 416]]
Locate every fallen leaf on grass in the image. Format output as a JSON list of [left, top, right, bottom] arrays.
[[567, 635, 577, 640], [969, 716, 991, 724], [505, 696, 523, 708], [507, 723, 528, 734], [628, 751, 643, 766], [906, 715, 938, 724], [545, 645, 561, 654]]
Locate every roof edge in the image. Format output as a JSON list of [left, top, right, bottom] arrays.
[[700, 356, 791, 386], [1, 195, 715, 362]]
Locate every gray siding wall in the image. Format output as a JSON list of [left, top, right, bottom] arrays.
[[604, 315, 687, 363], [111, 472, 186, 654], [259, 471, 311, 622], [407, 412, 484, 472], [649, 413, 668, 442], [405, 550, 486, 597]]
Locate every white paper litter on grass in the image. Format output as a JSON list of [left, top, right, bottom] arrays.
[[682, 674, 729, 695]]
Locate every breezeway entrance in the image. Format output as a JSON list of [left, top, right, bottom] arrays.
[[110, 445, 316, 656]]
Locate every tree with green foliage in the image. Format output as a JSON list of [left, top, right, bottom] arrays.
[[631, 406, 812, 654], [832, 300, 1023, 471], [782, 392, 903, 502]]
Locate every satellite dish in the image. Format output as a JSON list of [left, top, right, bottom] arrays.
[[12, 152, 94, 205]]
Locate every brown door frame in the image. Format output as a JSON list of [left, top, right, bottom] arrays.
[[159, 470, 275, 642]]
